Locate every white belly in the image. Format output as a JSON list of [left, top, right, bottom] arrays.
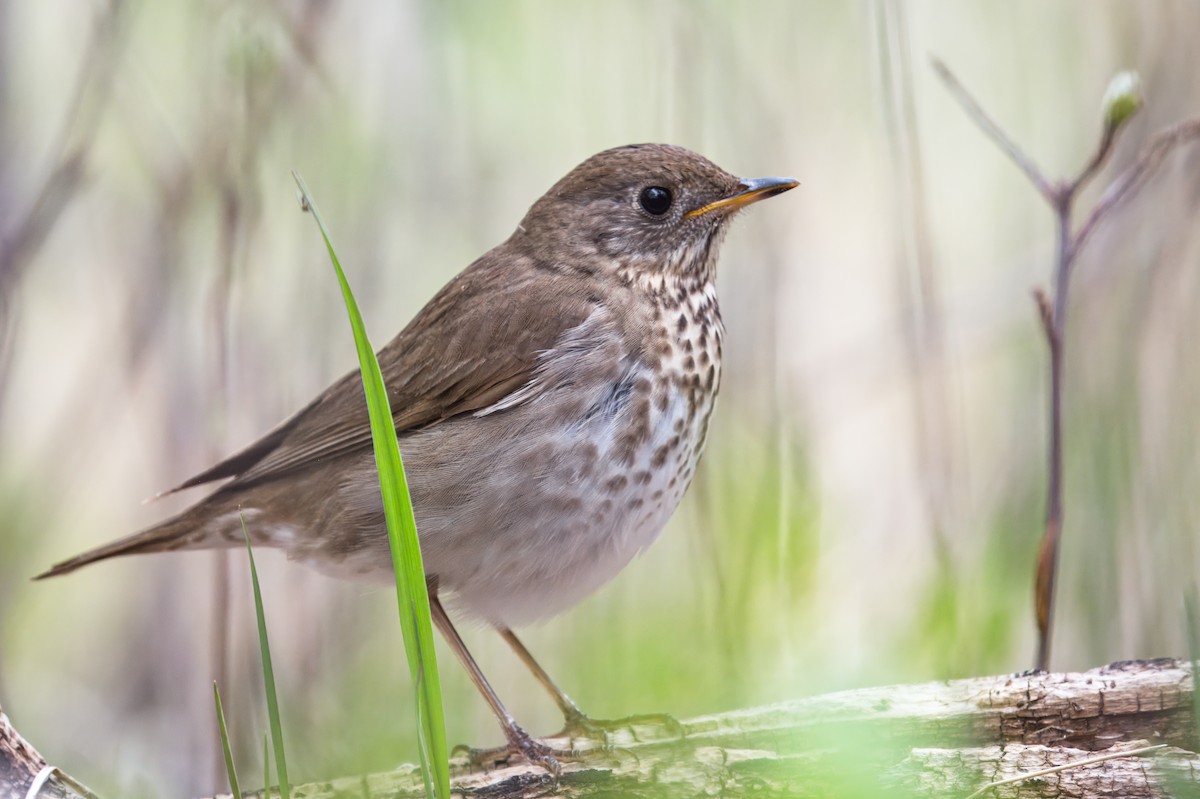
[[443, 369, 715, 625]]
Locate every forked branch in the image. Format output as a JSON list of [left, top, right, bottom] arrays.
[[932, 59, 1200, 671]]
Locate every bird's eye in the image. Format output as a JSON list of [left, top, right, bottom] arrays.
[[638, 186, 673, 216]]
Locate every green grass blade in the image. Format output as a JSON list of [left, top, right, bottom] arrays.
[[1185, 592, 1200, 746], [213, 682, 242, 799], [263, 734, 270, 799], [241, 516, 290, 799], [291, 172, 449, 799], [412, 635, 436, 799]]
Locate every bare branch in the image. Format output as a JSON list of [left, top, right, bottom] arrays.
[[935, 59, 1192, 673], [1034, 517, 1062, 671], [1075, 117, 1200, 255], [931, 57, 1058, 202], [1068, 72, 1143, 197], [0, 1, 126, 294], [0, 154, 85, 296], [1068, 122, 1118, 198], [1032, 287, 1054, 342]]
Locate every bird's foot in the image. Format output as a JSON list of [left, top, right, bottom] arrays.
[[557, 709, 686, 746], [459, 724, 570, 776], [505, 725, 564, 775]]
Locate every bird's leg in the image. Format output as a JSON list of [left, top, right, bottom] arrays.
[[497, 627, 587, 725], [426, 588, 563, 774], [497, 627, 686, 744]]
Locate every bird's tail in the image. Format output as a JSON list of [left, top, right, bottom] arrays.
[[34, 498, 251, 580]]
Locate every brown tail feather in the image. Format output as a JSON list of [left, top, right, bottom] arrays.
[[30, 492, 260, 582], [34, 516, 202, 579]]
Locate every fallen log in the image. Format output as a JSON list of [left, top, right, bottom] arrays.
[[2, 659, 1196, 798], [0, 703, 95, 799]]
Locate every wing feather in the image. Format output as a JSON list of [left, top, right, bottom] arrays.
[[169, 252, 596, 492]]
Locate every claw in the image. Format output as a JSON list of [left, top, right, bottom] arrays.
[[465, 725, 570, 776], [506, 726, 562, 775], [556, 710, 686, 745]]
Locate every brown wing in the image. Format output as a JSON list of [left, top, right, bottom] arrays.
[[171, 250, 596, 492]]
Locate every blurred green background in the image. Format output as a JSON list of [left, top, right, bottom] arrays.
[[2, 1, 1199, 796]]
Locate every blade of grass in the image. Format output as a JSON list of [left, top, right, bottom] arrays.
[[1185, 592, 1200, 747], [412, 642, 436, 799], [213, 682, 242, 799], [291, 172, 449, 798], [241, 516, 289, 799], [263, 733, 270, 799]]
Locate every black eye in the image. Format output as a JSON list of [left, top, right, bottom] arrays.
[[638, 186, 673, 216]]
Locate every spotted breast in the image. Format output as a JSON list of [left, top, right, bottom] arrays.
[[363, 273, 726, 626]]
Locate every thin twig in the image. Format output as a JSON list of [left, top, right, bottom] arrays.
[[1032, 288, 1054, 342], [0, 0, 126, 430], [931, 57, 1057, 202], [1068, 123, 1118, 197], [931, 59, 1194, 672], [1035, 197, 1074, 666], [0, 154, 86, 296], [1075, 117, 1200, 256], [0, 0, 125, 293], [963, 743, 1167, 799]]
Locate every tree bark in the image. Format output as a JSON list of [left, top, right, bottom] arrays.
[[3, 659, 1196, 798]]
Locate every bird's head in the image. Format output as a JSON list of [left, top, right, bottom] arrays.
[[514, 143, 797, 285]]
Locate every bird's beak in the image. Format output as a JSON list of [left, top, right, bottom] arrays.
[[685, 176, 800, 219]]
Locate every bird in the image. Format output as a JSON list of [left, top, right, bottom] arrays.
[[37, 143, 797, 772]]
